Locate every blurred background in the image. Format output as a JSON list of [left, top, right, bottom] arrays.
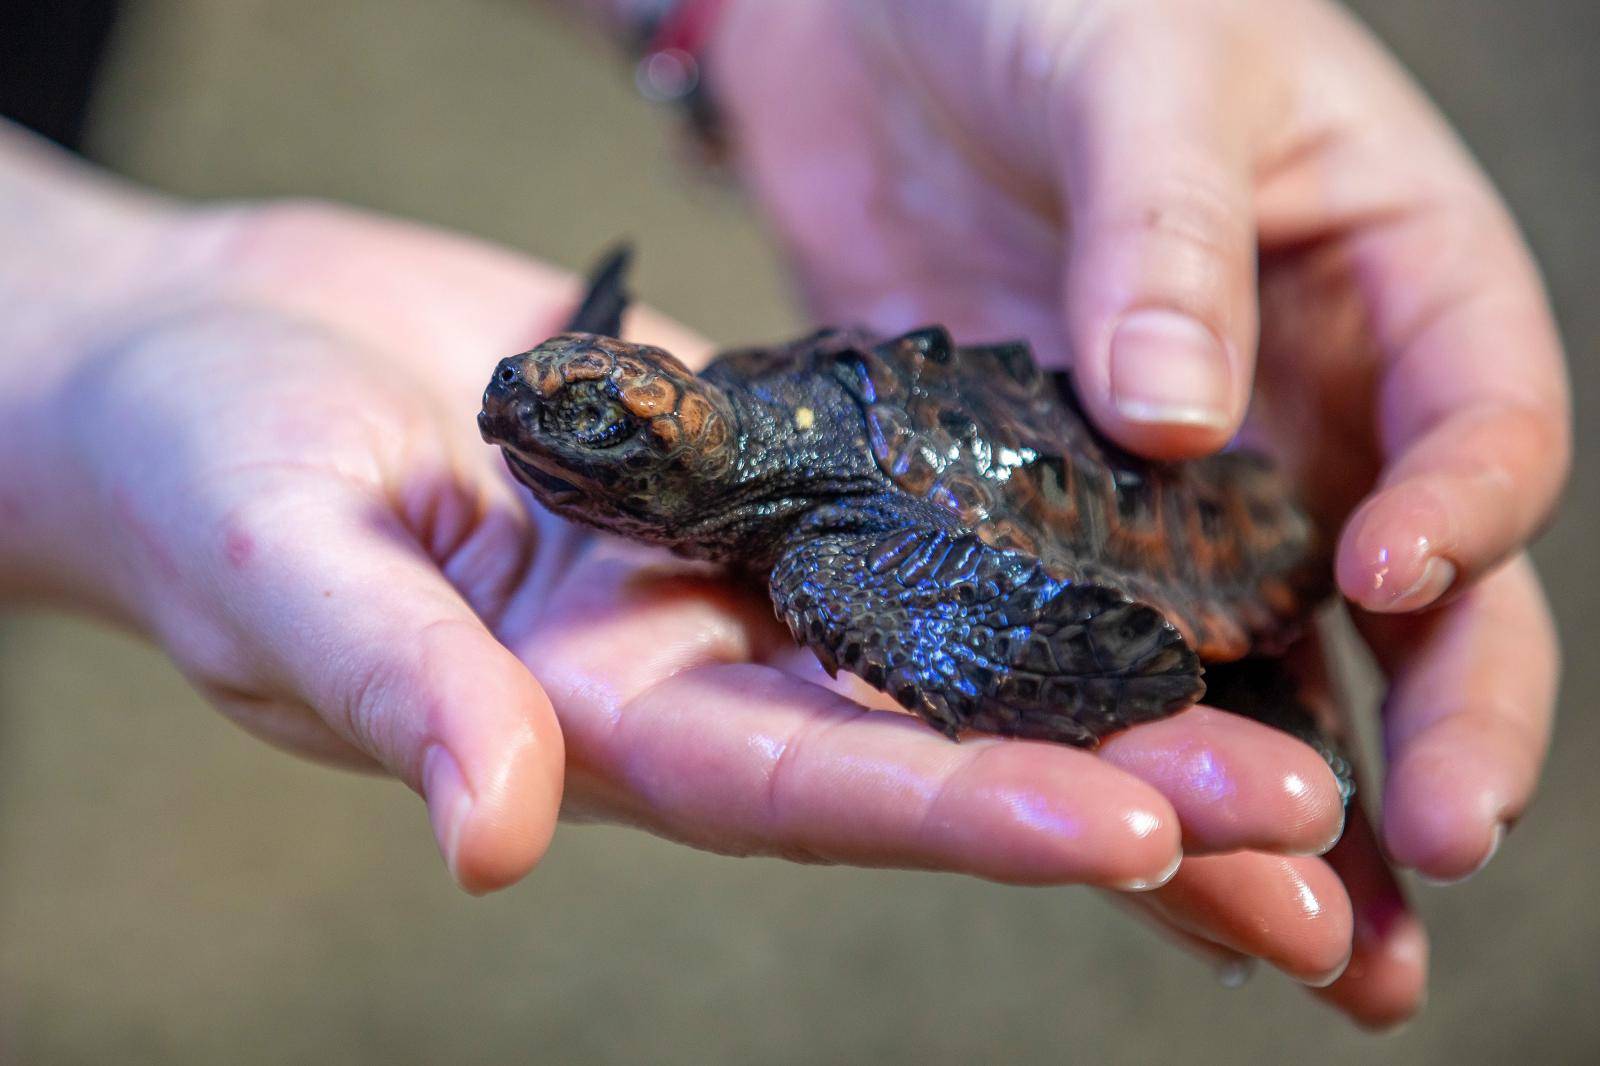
[[1, 1, 1596, 1062]]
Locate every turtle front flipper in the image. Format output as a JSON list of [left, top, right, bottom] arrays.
[[769, 521, 1205, 746]]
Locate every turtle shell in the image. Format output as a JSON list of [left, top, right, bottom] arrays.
[[825, 326, 1323, 662]]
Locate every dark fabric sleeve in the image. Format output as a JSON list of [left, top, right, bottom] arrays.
[[0, 0, 120, 150]]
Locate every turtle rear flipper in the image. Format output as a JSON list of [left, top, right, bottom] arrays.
[[566, 243, 634, 337], [1201, 657, 1356, 802], [769, 521, 1204, 746]]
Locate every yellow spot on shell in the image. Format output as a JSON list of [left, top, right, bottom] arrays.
[[794, 407, 815, 430]]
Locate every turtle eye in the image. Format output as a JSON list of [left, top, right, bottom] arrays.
[[549, 384, 638, 449], [575, 403, 637, 449]]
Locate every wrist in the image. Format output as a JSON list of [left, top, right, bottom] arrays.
[[0, 123, 192, 615]]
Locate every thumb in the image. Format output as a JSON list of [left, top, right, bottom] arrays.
[[1056, 9, 1272, 458], [210, 483, 564, 894]]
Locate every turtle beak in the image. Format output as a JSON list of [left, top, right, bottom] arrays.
[[477, 403, 514, 446], [480, 355, 537, 444]]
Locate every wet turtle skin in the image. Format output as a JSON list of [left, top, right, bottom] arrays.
[[479, 249, 1349, 794]]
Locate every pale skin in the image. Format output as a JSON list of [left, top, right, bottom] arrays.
[[710, 0, 1566, 1020], [0, 0, 1567, 1033]]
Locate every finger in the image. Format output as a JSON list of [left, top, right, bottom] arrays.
[[1057, 8, 1276, 457], [1357, 556, 1557, 880], [206, 478, 565, 894], [790, 664, 1348, 866], [1137, 850, 1354, 986], [776, 642, 1346, 859], [613, 666, 1185, 888], [1100, 706, 1346, 857], [1312, 804, 1429, 1030], [522, 547, 1182, 888], [1337, 408, 1569, 614], [1333, 195, 1569, 613]]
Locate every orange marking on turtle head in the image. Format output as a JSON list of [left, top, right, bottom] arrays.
[[561, 349, 614, 383], [535, 363, 565, 399], [620, 376, 680, 418], [614, 355, 652, 386], [648, 414, 683, 450], [677, 392, 713, 436]]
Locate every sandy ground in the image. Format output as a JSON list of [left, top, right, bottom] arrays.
[[2, 2, 1597, 1062]]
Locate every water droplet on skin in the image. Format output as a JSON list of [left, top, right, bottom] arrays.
[[1216, 958, 1255, 989]]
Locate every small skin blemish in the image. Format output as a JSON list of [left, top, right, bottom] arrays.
[[224, 528, 255, 569], [794, 407, 815, 431]]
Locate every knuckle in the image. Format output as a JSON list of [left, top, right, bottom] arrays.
[[761, 702, 865, 839], [913, 741, 1007, 871], [347, 617, 482, 763], [1498, 402, 1572, 491], [334, 651, 407, 768], [1111, 176, 1253, 267]]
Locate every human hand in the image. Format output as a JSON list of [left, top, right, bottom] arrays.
[[1, 146, 1345, 913], [709, 0, 1569, 1025]]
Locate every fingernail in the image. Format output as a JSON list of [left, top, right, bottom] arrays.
[[1288, 806, 1347, 858], [1316, 806, 1348, 856], [1113, 850, 1183, 892], [1109, 310, 1233, 429], [1301, 959, 1350, 988], [423, 743, 474, 888], [1215, 957, 1257, 989], [1378, 556, 1458, 613], [1419, 821, 1505, 886]]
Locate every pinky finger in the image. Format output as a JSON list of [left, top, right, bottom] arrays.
[[1312, 804, 1430, 1029], [1132, 851, 1353, 986]]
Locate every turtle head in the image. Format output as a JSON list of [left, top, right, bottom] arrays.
[[479, 332, 739, 545]]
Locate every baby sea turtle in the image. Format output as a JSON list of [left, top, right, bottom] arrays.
[[480, 249, 1350, 793]]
